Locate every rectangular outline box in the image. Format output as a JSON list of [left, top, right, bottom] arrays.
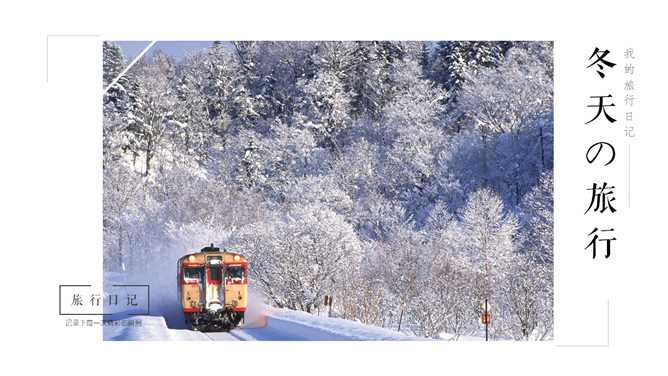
[[59, 284, 150, 316]]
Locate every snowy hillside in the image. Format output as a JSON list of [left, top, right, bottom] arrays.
[[103, 41, 554, 340]]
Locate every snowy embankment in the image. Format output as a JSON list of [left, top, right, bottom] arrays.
[[261, 308, 413, 341]]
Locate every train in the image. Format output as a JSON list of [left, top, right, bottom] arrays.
[[177, 244, 249, 331]]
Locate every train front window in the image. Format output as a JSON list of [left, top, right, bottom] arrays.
[[184, 268, 203, 283], [209, 267, 222, 284], [225, 265, 245, 283]]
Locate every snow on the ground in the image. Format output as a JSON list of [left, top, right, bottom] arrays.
[[103, 310, 415, 341], [102, 306, 495, 341], [264, 308, 413, 341], [438, 332, 485, 341], [103, 315, 207, 341]]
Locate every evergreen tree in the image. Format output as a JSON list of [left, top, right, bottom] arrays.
[[103, 41, 125, 88], [430, 41, 506, 94]]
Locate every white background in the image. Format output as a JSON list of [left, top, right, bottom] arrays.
[[1, 1, 666, 375]]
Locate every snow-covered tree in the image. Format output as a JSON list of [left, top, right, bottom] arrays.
[[233, 204, 362, 313], [430, 41, 506, 94], [331, 139, 381, 198], [380, 59, 448, 205], [352, 192, 407, 241], [377, 227, 427, 331], [347, 41, 421, 119], [294, 70, 352, 153], [457, 47, 553, 136], [459, 187, 518, 337], [103, 160, 142, 272], [411, 250, 476, 338], [280, 175, 353, 217], [505, 251, 553, 340], [520, 170, 554, 263], [103, 41, 125, 89], [123, 52, 181, 176], [452, 47, 553, 203]]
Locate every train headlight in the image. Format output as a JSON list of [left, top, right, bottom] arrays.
[[188, 255, 196, 262], [233, 255, 240, 261]]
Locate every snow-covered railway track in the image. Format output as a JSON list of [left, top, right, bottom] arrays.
[[201, 329, 251, 341], [201, 331, 237, 341]]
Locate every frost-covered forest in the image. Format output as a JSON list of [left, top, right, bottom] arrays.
[[103, 41, 553, 340]]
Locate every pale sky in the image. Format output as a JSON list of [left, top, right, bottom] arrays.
[[113, 41, 217, 62]]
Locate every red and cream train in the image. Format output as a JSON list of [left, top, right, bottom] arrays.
[[177, 244, 249, 331]]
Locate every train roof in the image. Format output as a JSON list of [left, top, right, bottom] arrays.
[[178, 244, 247, 264]]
